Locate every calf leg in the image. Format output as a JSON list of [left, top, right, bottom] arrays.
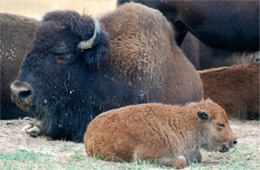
[[158, 156, 187, 169], [195, 152, 202, 163], [133, 145, 187, 169]]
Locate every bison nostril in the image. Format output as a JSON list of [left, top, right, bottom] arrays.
[[219, 145, 229, 153], [233, 140, 238, 145], [19, 90, 32, 100], [10, 80, 34, 102]]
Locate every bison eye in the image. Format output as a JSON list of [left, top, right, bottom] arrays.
[[56, 54, 71, 65], [218, 123, 225, 128]]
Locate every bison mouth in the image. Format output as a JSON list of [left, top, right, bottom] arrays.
[[219, 144, 229, 153]]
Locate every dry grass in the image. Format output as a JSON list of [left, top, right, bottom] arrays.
[[1, 0, 117, 19]]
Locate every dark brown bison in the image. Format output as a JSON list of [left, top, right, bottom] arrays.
[[118, 0, 259, 52], [0, 13, 38, 119], [181, 33, 258, 70], [199, 62, 260, 120], [85, 99, 237, 168], [10, 3, 203, 142]]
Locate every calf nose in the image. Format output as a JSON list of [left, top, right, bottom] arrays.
[[10, 80, 34, 102], [230, 138, 238, 148], [233, 139, 238, 145]]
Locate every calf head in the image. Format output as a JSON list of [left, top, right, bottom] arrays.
[[10, 10, 109, 141], [198, 100, 237, 153]]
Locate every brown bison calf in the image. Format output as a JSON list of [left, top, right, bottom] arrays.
[[84, 99, 237, 168], [199, 63, 260, 120]]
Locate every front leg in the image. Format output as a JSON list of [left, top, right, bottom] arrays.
[[71, 122, 88, 143], [195, 151, 202, 163], [158, 156, 187, 169], [21, 118, 42, 137]]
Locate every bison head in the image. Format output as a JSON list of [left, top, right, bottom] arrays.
[[198, 100, 237, 153], [10, 10, 110, 142]]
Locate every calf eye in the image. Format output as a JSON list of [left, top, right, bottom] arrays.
[[218, 123, 225, 128], [56, 54, 71, 65]]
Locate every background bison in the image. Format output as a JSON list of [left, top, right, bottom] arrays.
[[118, 0, 259, 70], [118, 0, 259, 52], [10, 3, 203, 142], [199, 63, 260, 120], [181, 33, 258, 70], [0, 13, 38, 119]]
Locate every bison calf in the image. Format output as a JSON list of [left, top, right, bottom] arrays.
[[84, 99, 237, 168], [199, 63, 260, 120]]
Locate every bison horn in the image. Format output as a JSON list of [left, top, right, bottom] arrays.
[[77, 18, 101, 50]]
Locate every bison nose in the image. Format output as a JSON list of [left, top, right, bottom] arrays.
[[230, 138, 238, 148], [10, 80, 34, 102], [233, 139, 238, 145]]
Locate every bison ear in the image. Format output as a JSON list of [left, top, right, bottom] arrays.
[[197, 111, 209, 120], [42, 11, 109, 64]]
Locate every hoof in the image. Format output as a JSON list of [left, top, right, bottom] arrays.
[[21, 121, 42, 138]]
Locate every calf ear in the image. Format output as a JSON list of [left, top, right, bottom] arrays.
[[197, 111, 209, 120]]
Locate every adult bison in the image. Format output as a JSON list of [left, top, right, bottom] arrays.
[[181, 33, 258, 69], [199, 62, 260, 120], [10, 3, 203, 142], [118, 0, 259, 52], [0, 13, 38, 119]]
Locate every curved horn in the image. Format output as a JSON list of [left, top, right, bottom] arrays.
[[78, 18, 101, 50]]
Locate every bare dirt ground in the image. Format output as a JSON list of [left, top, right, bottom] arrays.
[[0, 118, 83, 155], [0, 118, 259, 169]]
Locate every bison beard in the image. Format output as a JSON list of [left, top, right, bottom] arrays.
[[10, 3, 203, 142]]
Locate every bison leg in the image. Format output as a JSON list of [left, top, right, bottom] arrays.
[[158, 156, 187, 169], [133, 145, 186, 168], [71, 127, 87, 143], [21, 118, 42, 137], [194, 152, 202, 163]]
